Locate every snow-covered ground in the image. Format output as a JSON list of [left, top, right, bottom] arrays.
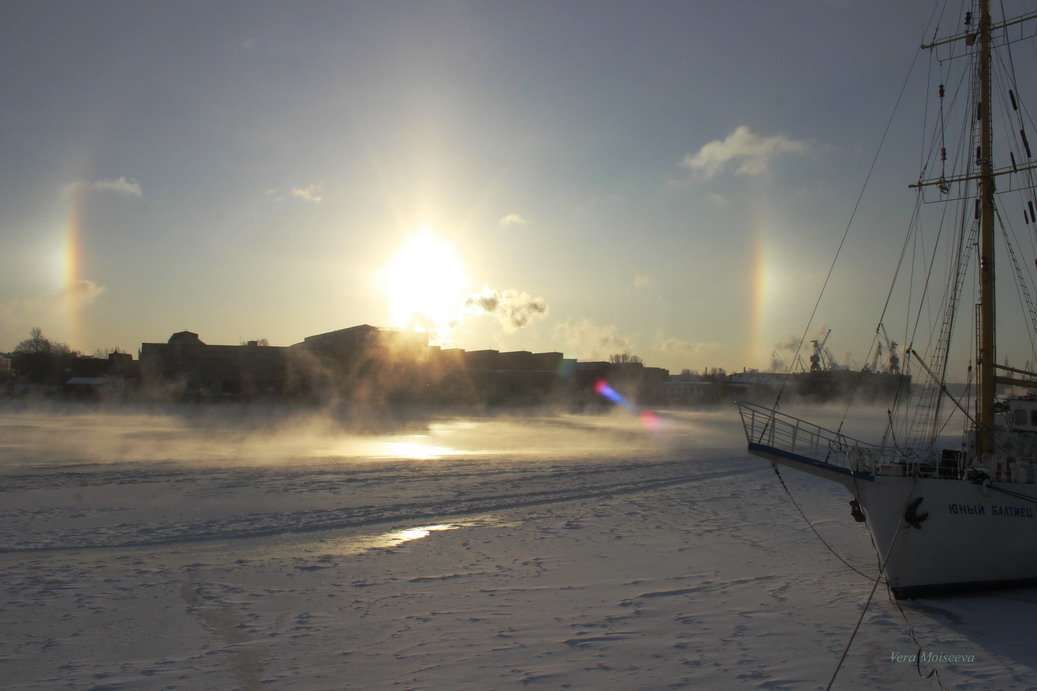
[[1, 402, 1035, 689]]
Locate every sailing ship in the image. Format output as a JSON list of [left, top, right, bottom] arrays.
[[739, 0, 1037, 597]]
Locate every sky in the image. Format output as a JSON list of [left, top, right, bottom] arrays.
[[2, 1, 1035, 376]]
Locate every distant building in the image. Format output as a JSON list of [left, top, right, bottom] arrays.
[[133, 322, 693, 408], [69, 352, 138, 379], [642, 375, 718, 406], [140, 331, 288, 398], [63, 351, 140, 398], [469, 350, 564, 404], [567, 360, 674, 407], [290, 325, 431, 402], [299, 324, 381, 356]]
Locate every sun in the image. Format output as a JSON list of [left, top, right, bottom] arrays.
[[379, 229, 468, 333]]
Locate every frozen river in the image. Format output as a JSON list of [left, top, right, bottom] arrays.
[[1, 402, 1034, 688]]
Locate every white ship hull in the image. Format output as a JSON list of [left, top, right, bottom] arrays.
[[741, 402, 1037, 597], [857, 475, 1037, 596]]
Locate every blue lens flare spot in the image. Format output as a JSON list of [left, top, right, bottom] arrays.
[[594, 379, 660, 431]]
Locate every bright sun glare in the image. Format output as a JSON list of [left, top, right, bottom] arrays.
[[380, 229, 468, 334]]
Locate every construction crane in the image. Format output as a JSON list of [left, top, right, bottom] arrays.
[[809, 329, 834, 372], [877, 324, 900, 374]]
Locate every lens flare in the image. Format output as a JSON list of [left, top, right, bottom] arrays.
[[594, 379, 661, 431], [594, 379, 624, 405], [639, 410, 660, 430]]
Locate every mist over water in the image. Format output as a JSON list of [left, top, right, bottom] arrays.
[[0, 401, 758, 471], [0, 401, 769, 556]]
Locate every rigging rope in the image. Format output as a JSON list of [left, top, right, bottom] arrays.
[[764, 12, 948, 687], [987, 483, 1037, 504], [769, 5, 1036, 691], [997, 206, 1037, 361]]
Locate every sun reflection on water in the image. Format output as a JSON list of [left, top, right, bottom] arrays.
[[378, 441, 452, 460], [381, 524, 453, 546], [309, 435, 457, 460], [319, 522, 472, 556]]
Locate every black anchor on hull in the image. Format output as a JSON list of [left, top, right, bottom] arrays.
[[904, 496, 929, 529]]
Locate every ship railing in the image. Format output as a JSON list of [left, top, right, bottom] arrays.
[[737, 401, 905, 474]]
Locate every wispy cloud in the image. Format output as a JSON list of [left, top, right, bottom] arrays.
[[265, 184, 323, 203], [680, 126, 809, 180], [552, 318, 636, 361], [705, 191, 731, 207], [657, 335, 716, 359], [62, 279, 107, 305], [498, 212, 528, 226], [290, 184, 322, 203], [1, 280, 107, 332], [66, 177, 142, 197]]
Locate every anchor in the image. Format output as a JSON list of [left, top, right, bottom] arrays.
[[904, 496, 929, 529], [849, 498, 866, 523]]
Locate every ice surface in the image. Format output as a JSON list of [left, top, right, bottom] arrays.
[[0, 402, 1034, 688]]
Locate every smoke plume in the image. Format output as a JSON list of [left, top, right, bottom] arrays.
[[464, 288, 548, 332]]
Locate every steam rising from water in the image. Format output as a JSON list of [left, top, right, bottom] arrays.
[[0, 403, 710, 469], [0, 401, 897, 473]]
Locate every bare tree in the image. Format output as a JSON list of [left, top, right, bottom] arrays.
[[12, 328, 78, 383]]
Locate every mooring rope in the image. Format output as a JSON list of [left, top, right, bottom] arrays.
[[825, 511, 909, 689], [779, 464, 949, 684], [771, 465, 873, 581], [888, 593, 947, 690], [826, 568, 885, 690]]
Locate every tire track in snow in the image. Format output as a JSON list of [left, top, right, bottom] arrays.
[[0, 461, 758, 553]]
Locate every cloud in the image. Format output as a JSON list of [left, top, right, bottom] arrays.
[[0, 280, 107, 339], [290, 185, 322, 203], [552, 318, 635, 361], [658, 335, 717, 360], [769, 327, 833, 369], [706, 191, 731, 207], [499, 212, 528, 226], [681, 126, 809, 180], [464, 287, 548, 332], [61, 279, 106, 305], [773, 334, 802, 353], [4, 280, 107, 315], [264, 184, 323, 203], [633, 274, 652, 289], [67, 177, 143, 197]]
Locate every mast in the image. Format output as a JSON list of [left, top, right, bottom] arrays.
[[976, 0, 996, 458], [915, 2, 1037, 455]]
